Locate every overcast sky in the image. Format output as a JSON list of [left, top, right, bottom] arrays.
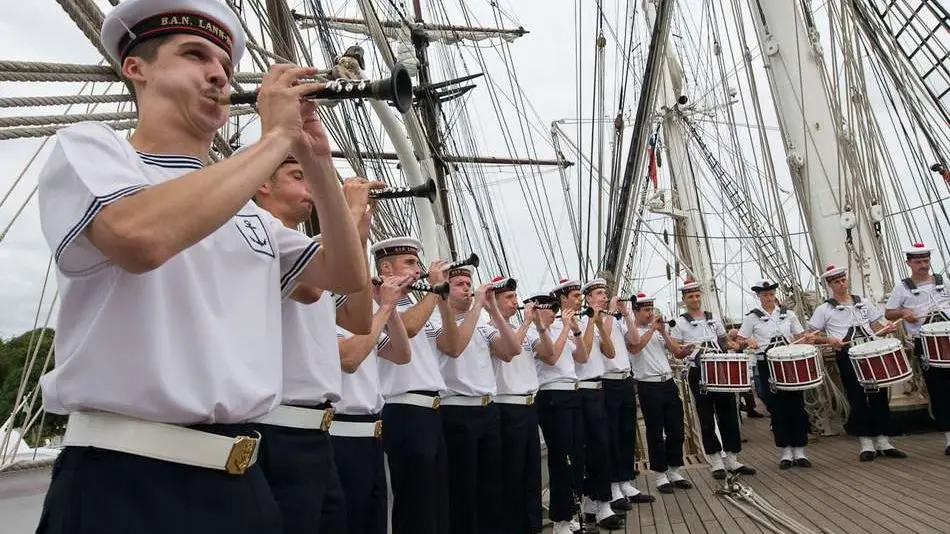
[[0, 0, 947, 338]]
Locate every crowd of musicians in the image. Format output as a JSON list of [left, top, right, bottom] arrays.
[[27, 1, 950, 534]]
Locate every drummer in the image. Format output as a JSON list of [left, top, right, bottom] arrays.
[[884, 243, 950, 455], [736, 280, 815, 469], [670, 279, 756, 479], [808, 265, 906, 462]]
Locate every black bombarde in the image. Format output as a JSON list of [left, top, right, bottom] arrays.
[[555, 307, 621, 319], [222, 63, 414, 114], [418, 252, 480, 280], [369, 179, 438, 203], [371, 277, 450, 300]]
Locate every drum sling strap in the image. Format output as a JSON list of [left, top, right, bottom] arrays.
[[746, 308, 791, 353], [902, 276, 950, 324], [682, 311, 720, 367], [824, 295, 873, 346]]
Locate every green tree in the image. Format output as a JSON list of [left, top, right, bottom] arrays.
[[0, 328, 67, 447]]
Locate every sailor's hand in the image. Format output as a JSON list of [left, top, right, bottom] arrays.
[[746, 339, 760, 350], [828, 337, 846, 350], [561, 308, 576, 327], [903, 309, 920, 323], [474, 284, 491, 307], [341, 178, 385, 242], [726, 340, 741, 351], [523, 303, 536, 324], [377, 275, 410, 306], [427, 260, 449, 285], [258, 64, 323, 144], [879, 322, 899, 335]]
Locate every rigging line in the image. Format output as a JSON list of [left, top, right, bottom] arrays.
[[575, 0, 584, 278]]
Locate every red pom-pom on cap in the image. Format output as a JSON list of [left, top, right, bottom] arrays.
[[637, 292, 647, 298], [825, 265, 835, 271], [491, 276, 505, 283]]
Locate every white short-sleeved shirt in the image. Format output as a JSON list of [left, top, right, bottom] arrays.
[[431, 312, 499, 397], [493, 325, 540, 396], [671, 312, 726, 360], [630, 325, 674, 380], [738, 307, 804, 359], [575, 317, 606, 380], [379, 297, 446, 397], [809, 296, 883, 340], [885, 279, 950, 336], [536, 323, 579, 385], [36, 122, 319, 424], [335, 322, 389, 415], [280, 292, 344, 406], [604, 318, 632, 372]]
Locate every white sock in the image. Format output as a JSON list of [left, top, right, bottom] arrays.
[[724, 451, 742, 470], [568, 518, 580, 531], [621, 480, 638, 497], [552, 521, 573, 534], [780, 446, 793, 461], [595, 500, 616, 521], [668, 466, 685, 482], [858, 436, 875, 453], [792, 446, 807, 460], [656, 472, 670, 487], [944, 431, 950, 447], [610, 482, 624, 501], [874, 435, 892, 450], [708, 452, 725, 471], [582, 495, 596, 514]]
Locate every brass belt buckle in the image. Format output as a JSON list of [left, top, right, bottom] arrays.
[[525, 394, 534, 406], [321, 409, 334, 432], [225, 435, 258, 475], [373, 420, 383, 439], [432, 397, 441, 409], [481, 395, 491, 407]]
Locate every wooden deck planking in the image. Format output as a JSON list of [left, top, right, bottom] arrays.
[[545, 414, 950, 533]]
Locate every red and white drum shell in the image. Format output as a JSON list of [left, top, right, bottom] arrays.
[[765, 344, 824, 391], [699, 353, 752, 393], [848, 338, 912, 390], [920, 321, 950, 369]]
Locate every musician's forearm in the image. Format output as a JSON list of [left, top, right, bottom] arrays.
[[401, 293, 440, 337]]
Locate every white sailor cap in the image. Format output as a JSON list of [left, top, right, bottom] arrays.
[[101, 0, 246, 66], [490, 276, 517, 293], [369, 236, 423, 260], [904, 242, 932, 260], [632, 292, 654, 308], [680, 278, 701, 293], [551, 278, 581, 296], [751, 280, 779, 293], [820, 264, 847, 282], [448, 265, 474, 279], [582, 278, 608, 295]]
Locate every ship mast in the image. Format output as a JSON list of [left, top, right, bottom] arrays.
[[745, 0, 886, 300]]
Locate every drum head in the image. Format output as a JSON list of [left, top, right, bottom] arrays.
[[849, 338, 898, 356], [921, 321, 950, 335], [767, 344, 816, 359]]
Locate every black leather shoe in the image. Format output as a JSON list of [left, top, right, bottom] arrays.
[[945, 445, 950, 456], [712, 469, 726, 480], [877, 448, 907, 459], [672, 479, 693, 489], [610, 498, 632, 512], [597, 514, 625, 531], [730, 465, 757, 475], [859, 450, 875, 462], [793, 458, 812, 468], [779, 459, 793, 470], [657, 482, 674, 494], [628, 493, 656, 503], [747, 409, 765, 418]]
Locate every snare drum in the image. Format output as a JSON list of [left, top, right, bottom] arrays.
[[699, 353, 752, 393], [765, 344, 824, 391], [920, 321, 950, 368], [848, 338, 912, 390]]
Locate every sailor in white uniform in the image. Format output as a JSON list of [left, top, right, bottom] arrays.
[[33, 1, 367, 532], [885, 243, 950, 455], [737, 281, 814, 469], [559, 279, 624, 531], [334, 276, 413, 534], [249, 146, 387, 532], [671, 280, 755, 479], [810, 265, 906, 461], [529, 292, 584, 534], [370, 236, 455, 534], [584, 279, 654, 509], [429, 267, 521, 533], [487, 276, 543, 534], [625, 293, 692, 493]]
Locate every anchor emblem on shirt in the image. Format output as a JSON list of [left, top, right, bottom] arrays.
[[243, 220, 267, 246], [234, 214, 275, 257]]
